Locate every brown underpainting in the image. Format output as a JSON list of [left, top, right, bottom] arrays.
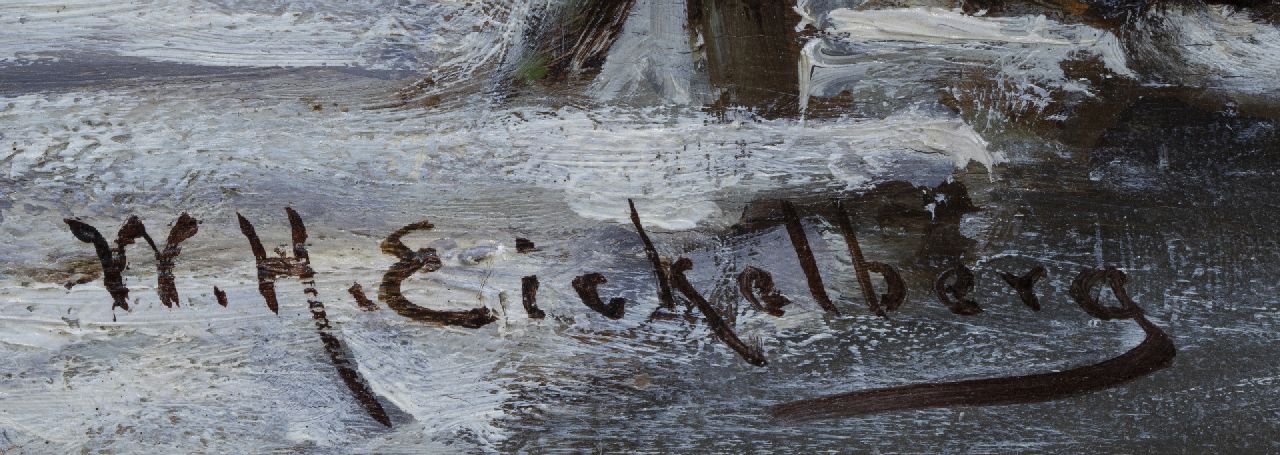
[[1, 0, 1277, 453]]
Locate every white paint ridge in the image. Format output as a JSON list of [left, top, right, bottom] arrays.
[[799, 7, 1134, 112]]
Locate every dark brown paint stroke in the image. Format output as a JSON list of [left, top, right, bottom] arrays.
[[515, 237, 537, 254], [549, 0, 635, 78], [771, 267, 1175, 422], [521, 275, 546, 319], [348, 283, 380, 311], [780, 201, 838, 314], [737, 266, 790, 317], [935, 264, 983, 315], [317, 330, 392, 427], [64, 216, 158, 313], [377, 220, 497, 329], [688, 0, 803, 118], [1069, 267, 1142, 320], [1001, 266, 1047, 311], [155, 213, 199, 308], [571, 273, 626, 320], [236, 208, 391, 427], [527, 0, 636, 83], [237, 213, 280, 314], [671, 258, 767, 367], [213, 286, 228, 307], [833, 201, 884, 316], [684, 0, 703, 46], [63, 218, 141, 312], [865, 262, 907, 313], [629, 199, 676, 310]]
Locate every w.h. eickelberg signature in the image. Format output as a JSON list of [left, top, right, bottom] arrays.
[[60, 199, 1175, 427]]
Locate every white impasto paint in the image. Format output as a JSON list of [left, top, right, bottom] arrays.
[[798, 7, 1133, 113], [1134, 4, 1280, 97]]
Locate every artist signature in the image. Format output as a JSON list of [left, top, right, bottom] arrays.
[[60, 199, 1176, 426]]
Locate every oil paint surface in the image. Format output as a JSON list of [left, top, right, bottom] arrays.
[[1, 1, 1277, 453]]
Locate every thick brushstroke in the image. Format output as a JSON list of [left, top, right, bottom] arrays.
[[629, 199, 676, 310], [935, 264, 983, 315], [523, 0, 637, 83], [64, 216, 151, 313], [771, 267, 1175, 422], [213, 286, 228, 307], [515, 237, 537, 254], [64, 214, 196, 312], [737, 266, 790, 317], [348, 282, 380, 311], [866, 262, 907, 313], [154, 213, 199, 308], [687, 0, 803, 117], [316, 330, 392, 427], [780, 201, 838, 314], [670, 258, 767, 367], [1069, 266, 1141, 320], [833, 201, 884, 316], [236, 208, 391, 427], [521, 275, 546, 319], [377, 220, 497, 329], [237, 212, 302, 315], [571, 273, 626, 320], [1001, 266, 1047, 311]]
